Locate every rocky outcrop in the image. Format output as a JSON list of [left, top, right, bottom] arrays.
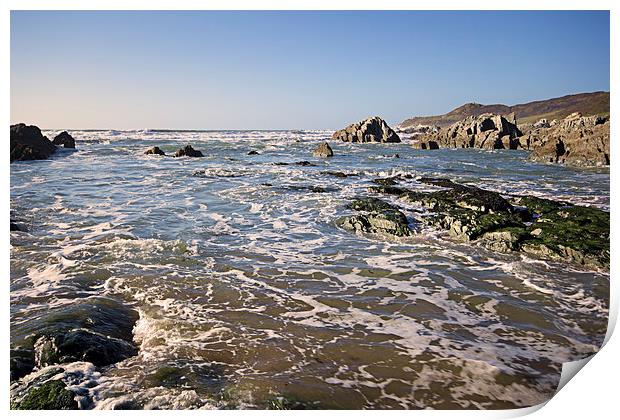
[[174, 144, 204, 157], [313, 141, 334, 157], [336, 197, 412, 237], [367, 177, 609, 270], [526, 113, 610, 166], [52, 131, 76, 149], [10, 124, 57, 162], [11, 297, 139, 381], [418, 113, 523, 150], [332, 117, 401, 143], [145, 146, 166, 156]]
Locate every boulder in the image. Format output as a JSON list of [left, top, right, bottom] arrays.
[[336, 197, 412, 237], [174, 144, 204, 157], [145, 146, 166, 156], [247, 150, 260, 155], [332, 116, 401, 143], [52, 131, 76, 148], [10, 124, 57, 162], [313, 141, 334, 157]]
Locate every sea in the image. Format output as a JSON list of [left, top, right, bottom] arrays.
[[9, 129, 610, 409]]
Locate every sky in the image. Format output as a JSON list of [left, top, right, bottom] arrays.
[[10, 10, 610, 130]]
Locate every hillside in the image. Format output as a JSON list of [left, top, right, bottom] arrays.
[[399, 91, 610, 128]]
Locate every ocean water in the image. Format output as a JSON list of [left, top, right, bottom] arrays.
[[10, 129, 610, 409]]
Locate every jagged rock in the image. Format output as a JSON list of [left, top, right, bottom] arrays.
[[145, 146, 165, 156], [174, 145, 204, 157], [336, 198, 412, 237], [413, 140, 439, 150], [52, 131, 76, 148], [10, 124, 57, 162], [332, 116, 401, 143], [313, 141, 334, 157], [527, 114, 609, 166], [417, 113, 523, 150]]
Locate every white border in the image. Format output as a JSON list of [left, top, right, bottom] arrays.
[[2, 1, 616, 419]]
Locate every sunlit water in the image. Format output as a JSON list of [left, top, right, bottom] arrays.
[[10, 129, 610, 409]]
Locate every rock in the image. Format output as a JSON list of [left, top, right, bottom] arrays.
[[10, 123, 57, 162], [11, 379, 78, 410], [34, 330, 138, 368], [12, 297, 139, 376], [527, 114, 609, 166], [416, 113, 523, 150], [369, 177, 609, 269], [174, 144, 204, 157], [52, 131, 76, 148], [313, 141, 334, 157], [336, 198, 412, 237], [320, 171, 357, 178], [10, 347, 35, 382], [332, 116, 401, 143], [10, 220, 25, 232], [145, 146, 165, 156], [247, 150, 260, 155]]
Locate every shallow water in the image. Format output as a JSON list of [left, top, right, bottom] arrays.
[[10, 129, 610, 409]]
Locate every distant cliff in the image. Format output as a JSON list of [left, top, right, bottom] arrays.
[[399, 91, 610, 128]]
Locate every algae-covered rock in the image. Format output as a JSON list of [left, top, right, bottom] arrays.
[[336, 197, 412, 237], [11, 380, 78, 410], [366, 176, 609, 269]]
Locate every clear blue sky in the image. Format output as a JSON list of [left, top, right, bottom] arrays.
[[11, 10, 610, 130]]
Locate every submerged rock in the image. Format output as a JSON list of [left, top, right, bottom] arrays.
[[52, 131, 76, 149], [247, 150, 260, 155], [336, 197, 412, 237], [332, 116, 401, 143], [10, 123, 57, 162], [174, 144, 204, 157], [145, 146, 166, 156], [313, 141, 334, 157]]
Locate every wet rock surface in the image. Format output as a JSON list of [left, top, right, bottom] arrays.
[[336, 197, 412, 237], [145, 146, 166, 155], [364, 177, 609, 269], [174, 144, 204, 157], [333, 116, 401, 143], [313, 141, 334, 157], [11, 379, 78, 410], [10, 123, 57, 162], [52, 131, 76, 149]]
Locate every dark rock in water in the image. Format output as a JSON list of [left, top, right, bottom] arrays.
[[332, 116, 401, 143], [273, 161, 316, 167], [313, 141, 334, 157], [414, 140, 439, 150], [11, 379, 78, 410], [10, 123, 57, 162], [12, 297, 139, 375], [174, 144, 204, 157], [52, 131, 76, 148], [10, 219, 25, 232], [10, 347, 35, 382], [336, 197, 412, 237], [285, 185, 335, 193], [373, 177, 398, 186], [247, 150, 260, 155], [34, 330, 138, 368], [145, 146, 166, 156], [320, 171, 357, 178]]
